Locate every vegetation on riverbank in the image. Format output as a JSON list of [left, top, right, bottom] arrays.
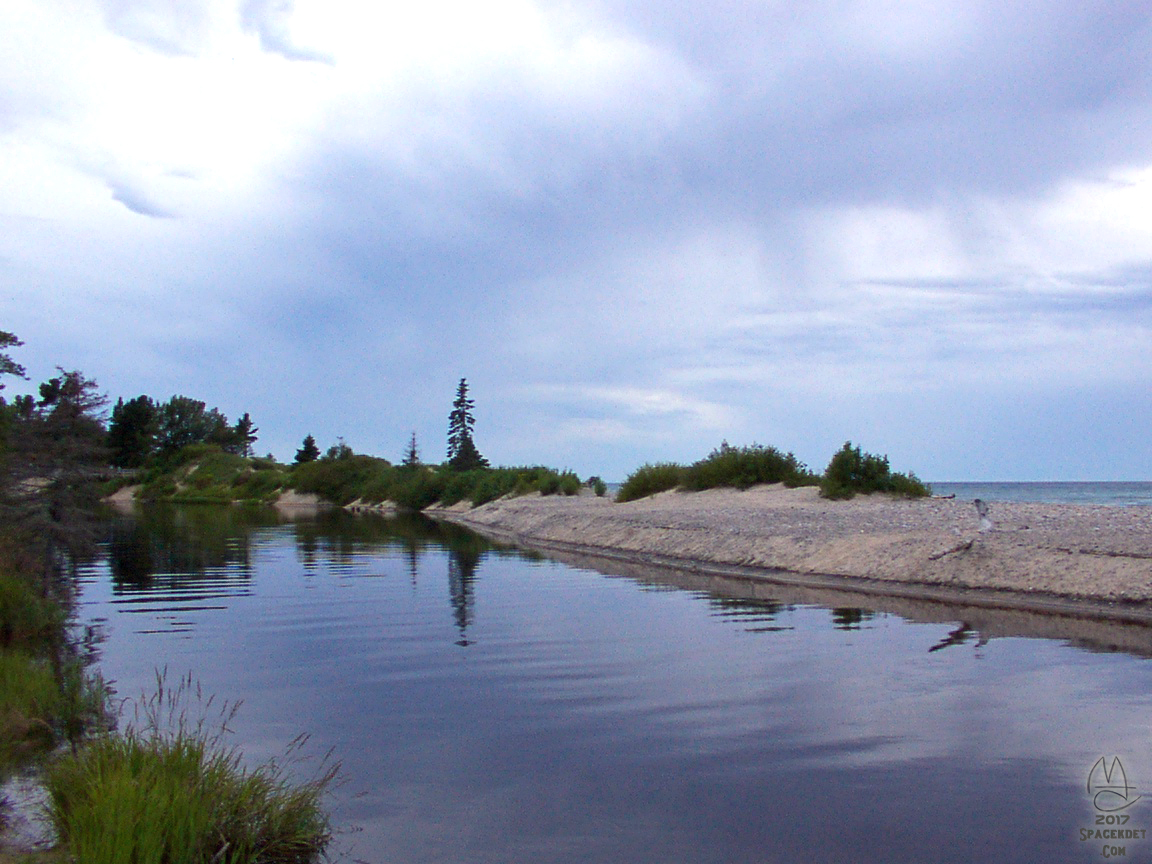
[[0, 332, 335, 862], [617, 440, 929, 502], [46, 675, 336, 864]]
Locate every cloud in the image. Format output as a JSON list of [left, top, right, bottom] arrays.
[[2, 0, 1152, 479], [108, 179, 177, 218], [240, 0, 333, 63]]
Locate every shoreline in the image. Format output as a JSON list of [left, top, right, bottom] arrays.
[[427, 484, 1152, 618]]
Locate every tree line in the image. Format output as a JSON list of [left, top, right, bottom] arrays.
[[1, 329, 514, 511]]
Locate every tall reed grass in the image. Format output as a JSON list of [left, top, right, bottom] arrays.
[[46, 673, 337, 864]]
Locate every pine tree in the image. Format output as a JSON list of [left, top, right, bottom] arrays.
[[403, 431, 420, 467], [446, 379, 488, 471], [295, 434, 320, 464], [231, 412, 259, 457]]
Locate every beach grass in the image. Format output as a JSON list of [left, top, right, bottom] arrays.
[[45, 674, 336, 864]]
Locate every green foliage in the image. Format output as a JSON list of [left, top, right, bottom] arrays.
[[231, 413, 258, 457], [557, 471, 582, 496], [1, 368, 108, 566], [585, 476, 608, 497], [616, 463, 686, 502], [682, 441, 816, 491], [46, 675, 335, 864], [157, 396, 229, 455], [0, 569, 61, 650], [290, 454, 391, 506], [446, 379, 488, 471], [294, 434, 320, 465], [107, 395, 159, 468], [0, 650, 60, 762], [819, 441, 931, 500], [402, 432, 420, 467], [136, 447, 288, 504], [387, 468, 448, 511], [0, 330, 27, 388]]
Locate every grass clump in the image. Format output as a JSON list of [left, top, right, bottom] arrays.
[[616, 463, 686, 502], [682, 441, 816, 491], [0, 650, 60, 761], [819, 441, 931, 500], [45, 674, 336, 864]]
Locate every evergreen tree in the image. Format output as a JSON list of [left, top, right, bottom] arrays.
[[0, 330, 26, 387], [295, 434, 320, 464], [446, 378, 488, 471], [1, 368, 108, 571], [107, 395, 158, 468], [403, 431, 420, 467], [229, 412, 259, 457]]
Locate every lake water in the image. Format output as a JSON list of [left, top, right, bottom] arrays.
[[930, 481, 1152, 507], [77, 504, 1152, 863]]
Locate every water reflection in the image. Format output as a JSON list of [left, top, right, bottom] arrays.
[[831, 607, 875, 630], [96, 506, 499, 643], [79, 505, 1152, 864]]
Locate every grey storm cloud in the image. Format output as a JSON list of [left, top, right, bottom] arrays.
[[3, 0, 1152, 479]]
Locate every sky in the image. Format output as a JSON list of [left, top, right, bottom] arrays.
[[2, 0, 1151, 481]]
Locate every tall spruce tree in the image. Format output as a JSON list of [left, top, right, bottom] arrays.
[[403, 431, 420, 467], [446, 379, 488, 471], [295, 434, 320, 464]]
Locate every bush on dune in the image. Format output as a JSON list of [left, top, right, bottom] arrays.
[[819, 441, 930, 500], [682, 442, 816, 491], [616, 463, 686, 503]]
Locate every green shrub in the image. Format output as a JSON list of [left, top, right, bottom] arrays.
[[536, 472, 561, 496], [471, 472, 515, 506], [586, 476, 607, 497], [390, 469, 448, 511], [439, 470, 486, 506], [558, 471, 582, 496], [683, 441, 816, 491], [46, 676, 335, 864], [819, 441, 930, 500], [616, 463, 686, 502], [290, 455, 391, 506], [230, 469, 286, 503]]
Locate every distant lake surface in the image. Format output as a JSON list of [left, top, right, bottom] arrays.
[[930, 481, 1152, 506], [78, 505, 1152, 863]]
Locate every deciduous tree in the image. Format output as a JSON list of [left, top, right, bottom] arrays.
[[107, 396, 158, 468]]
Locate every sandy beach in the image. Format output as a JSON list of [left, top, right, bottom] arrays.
[[429, 484, 1152, 614]]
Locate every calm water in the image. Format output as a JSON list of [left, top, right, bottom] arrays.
[[76, 504, 1152, 863], [930, 481, 1152, 506]]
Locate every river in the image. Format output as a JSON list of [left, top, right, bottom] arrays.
[[77, 503, 1152, 863]]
